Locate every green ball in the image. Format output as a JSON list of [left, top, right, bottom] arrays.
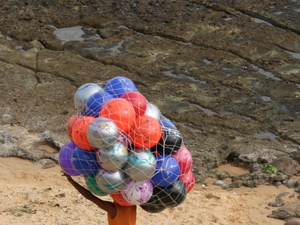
[[85, 175, 108, 196]]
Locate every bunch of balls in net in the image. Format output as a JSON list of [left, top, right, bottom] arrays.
[[59, 76, 195, 213]]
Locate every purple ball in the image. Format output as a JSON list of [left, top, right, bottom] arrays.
[[58, 141, 81, 176]]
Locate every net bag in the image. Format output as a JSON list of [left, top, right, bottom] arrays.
[[59, 76, 195, 213]]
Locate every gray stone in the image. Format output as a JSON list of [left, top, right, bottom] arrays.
[[284, 218, 300, 225], [268, 200, 300, 220], [218, 171, 230, 180], [271, 156, 300, 176], [39, 159, 56, 169], [213, 180, 229, 189], [286, 179, 299, 189]]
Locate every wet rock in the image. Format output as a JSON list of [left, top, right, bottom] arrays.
[[230, 172, 271, 188], [268, 192, 290, 207], [268, 199, 285, 207], [268, 200, 300, 220], [213, 180, 229, 189], [218, 171, 230, 180], [294, 185, 300, 193], [271, 173, 290, 184], [271, 156, 300, 176], [284, 218, 300, 225], [231, 179, 244, 188], [98, 27, 122, 39], [249, 163, 263, 173], [0, 125, 60, 162], [39, 159, 56, 169], [286, 179, 299, 189]]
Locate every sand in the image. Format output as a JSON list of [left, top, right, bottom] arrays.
[[0, 157, 296, 225]]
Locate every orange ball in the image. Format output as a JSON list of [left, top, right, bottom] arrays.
[[110, 192, 133, 206], [72, 116, 96, 150], [66, 115, 82, 142], [128, 115, 162, 149], [100, 98, 136, 134]]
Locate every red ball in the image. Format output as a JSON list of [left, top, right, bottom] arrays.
[[66, 115, 81, 142], [172, 146, 193, 175], [179, 170, 195, 193], [128, 115, 162, 149], [100, 98, 136, 134], [120, 91, 147, 116], [111, 192, 133, 206], [72, 116, 96, 150]]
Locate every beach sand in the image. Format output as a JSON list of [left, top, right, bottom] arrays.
[[0, 157, 296, 225]]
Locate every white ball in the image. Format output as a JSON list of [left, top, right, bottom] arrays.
[[144, 102, 161, 121], [121, 179, 153, 205]]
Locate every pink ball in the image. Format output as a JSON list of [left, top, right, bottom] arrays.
[[120, 91, 147, 116], [179, 170, 195, 193], [172, 146, 193, 175]]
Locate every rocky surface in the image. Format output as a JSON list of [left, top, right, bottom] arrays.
[[269, 200, 300, 221], [0, 0, 300, 188]]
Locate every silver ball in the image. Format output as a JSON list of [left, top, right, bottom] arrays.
[[96, 168, 127, 194], [87, 117, 119, 149], [97, 142, 128, 171], [74, 83, 102, 112], [125, 149, 156, 181]]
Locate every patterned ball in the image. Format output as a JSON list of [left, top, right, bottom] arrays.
[[85, 174, 108, 196], [87, 117, 119, 149], [96, 168, 127, 194], [125, 149, 156, 181], [121, 179, 153, 205], [97, 142, 128, 171]]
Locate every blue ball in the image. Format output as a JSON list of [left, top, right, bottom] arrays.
[[151, 155, 180, 187], [160, 118, 176, 128], [71, 147, 100, 175], [85, 91, 114, 117], [104, 76, 138, 98]]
